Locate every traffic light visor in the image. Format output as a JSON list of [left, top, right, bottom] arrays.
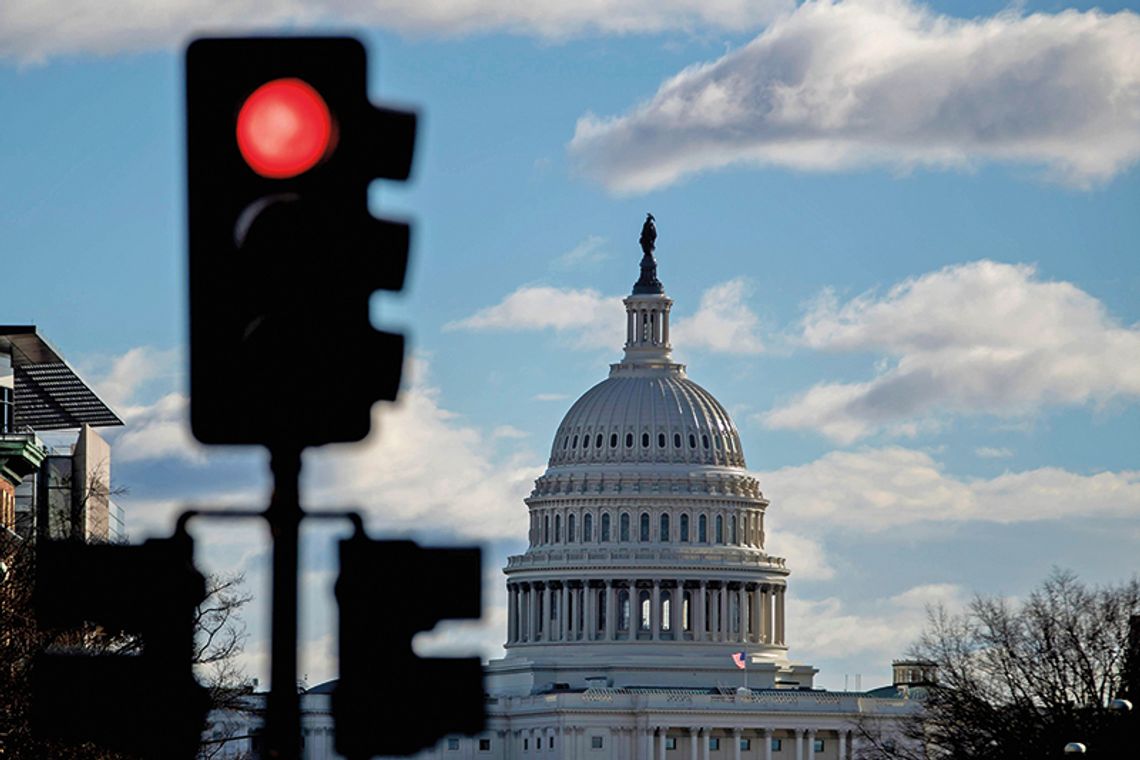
[[236, 78, 334, 178]]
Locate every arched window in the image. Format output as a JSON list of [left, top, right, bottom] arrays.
[[639, 513, 650, 542], [610, 433, 618, 448], [702, 434, 710, 449], [563, 436, 569, 450], [729, 515, 737, 544], [657, 432, 666, 448], [626, 433, 633, 448], [544, 515, 550, 544], [620, 513, 631, 542], [555, 514, 562, 543], [661, 590, 672, 631], [595, 433, 603, 449], [674, 433, 682, 448], [715, 515, 724, 544], [618, 590, 631, 631], [641, 432, 650, 448], [689, 433, 696, 448], [583, 434, 590, 449], [601, 513, 611, 542], [698, 514, 707, 543], [680, 513, 689, 542], [568, 514, 576, 543], [583, 513, 593, 542], [660, 513, 670, 542], [572, 434, 579, 448], [639, 590, 651, 631]]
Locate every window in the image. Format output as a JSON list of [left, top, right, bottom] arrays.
[[642, 432, 650, 448], [555, 514, 561, 543], [689, 433, 696, 448], [584, 513, 593, 542], [680, 513, 689, 542], [730, 515, 737, 544], [665, 737, 677, 750], [596, 433, 603, 448], [573, 434, 579, 448], [698, 514, 707, 543], [591, 737, 604, 750], [620, 513, 630, 542], [639, 590, 651, 631], [658, 432, 666, 448], [610, 433, 618, 448], [660, 513, 670, 542], [549, 737, 554, 749], [674, 433, 682, 448], [524, 739, 530, 751], [708, 739, 720, 751], [770, 739, 782, 751], [739, 739, 750, 751], [661, 590, 671, 631], [448, 738, 460, 751], [568, 514, 576, 542], [813, 740, 824, 753], [618, 590, 631, 630], [682, 591, 692, 631], [715, 515, 724, 544], [597, 589, 606, 631], [479, 739, 491, 752], [601, 513, 611, 542], [626, 432, 634, 447], [583, 433, 590, 449], [640, 512, 650, 542], [702, 434, 709, 449], [544, 515, 550, 544]]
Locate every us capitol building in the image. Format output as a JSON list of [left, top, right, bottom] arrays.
[[293, 219, 919, 760]]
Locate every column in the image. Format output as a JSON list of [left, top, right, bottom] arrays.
[[651, 581, 662, 640], [762, 586, 773, 645], [658, 728, 668, 760], [543, 584, 552, 641], [775, 587, 786, 645], [671, 582, 683, 638], [719, 585, 729, 642], [794, 729, 804, 760], [838, 731, 847, 760], [507, 584, 518, 644], [806, 730, 815, 758], [732, 729, 741, 760], [605, 581, 615, 641], [750, 585, 761, 643], [561, 584, 570, 641], [564, 726, 574, 760], [737, 585, 747, 643], [662, 306, 670, 345], [569, 584, 578, 641], [528, 585, 538, 643], [762, 729, 772, 760], [696, 582, 707, 642], [689, 728, 699, 760], [700, 729, 710, 760], [585, 583, 595, 641], [850, 734, 861, 760], [641, 727, 653, 760]]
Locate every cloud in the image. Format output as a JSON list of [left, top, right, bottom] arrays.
[[307, 357, 545, 540], [444, 286, 625, 350], [763, 261, 1140, 442], [0, 0, 792, 63], [975, 446, 1013, 459], [766, 529, 834, 581], [758, 446, 1140, 531], [788, 583, 966, 660], [553, 235, 609, 270], [569, 0, 1140, 192], [534, 393, 571, 402], [671, 278, 764, 354]]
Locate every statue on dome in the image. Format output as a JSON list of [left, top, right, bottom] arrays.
[[639, 213, 657, 255]]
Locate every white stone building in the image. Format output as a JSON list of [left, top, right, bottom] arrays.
[[294, 234, 918, 760]]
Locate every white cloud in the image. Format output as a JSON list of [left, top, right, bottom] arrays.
[[445, 286, 625, 350], [85, 345, 180, 409], [0, 0, 792, 62], [975, 446, 1013, 459], [112, 392, 209, 465], [534, 392, 571, 402], [671, 278, 764, 354], [569, 0, 1140, 192], [308, 358, 545, 540], [758, 446, 1140, 531], [553, 235, 609, 270], [763, 261, 1140, 442], [788, 583, 966, 660], [766, 529, 834, 580]]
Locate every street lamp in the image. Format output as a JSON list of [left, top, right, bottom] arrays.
[[1063, 743, 1087, 755]]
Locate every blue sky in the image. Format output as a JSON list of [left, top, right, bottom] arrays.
[[3, 0, 1139, 691]]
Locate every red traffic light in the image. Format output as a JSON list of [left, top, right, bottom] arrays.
[[236, 78, 334, 178]]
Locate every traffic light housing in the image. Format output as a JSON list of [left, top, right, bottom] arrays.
[[186, 37, 415, 448], [334, 538, 485, 758], [31, 534, 210, 758]]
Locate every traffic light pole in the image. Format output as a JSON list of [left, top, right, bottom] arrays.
[[265, 447, 302, 760]]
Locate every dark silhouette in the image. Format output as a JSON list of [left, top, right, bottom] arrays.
[[633, 213, 664, 295], [639, 212, 656, 255]]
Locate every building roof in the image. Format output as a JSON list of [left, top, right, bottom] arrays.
[[0, 326, 123, 430]]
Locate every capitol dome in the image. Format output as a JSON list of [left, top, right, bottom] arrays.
[[489, 217, 810, 696]]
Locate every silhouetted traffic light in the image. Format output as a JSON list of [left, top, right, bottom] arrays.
[[334, 538, 485, 758], [31, 534, 210, 759], [186, 37, 415, 448]]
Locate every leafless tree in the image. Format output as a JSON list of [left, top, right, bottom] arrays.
[[855, 569, 1140, 760]]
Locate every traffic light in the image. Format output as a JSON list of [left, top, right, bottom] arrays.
[[186, 37, 415, 448], [334, 538, 485, 758], [31, 534, 210, 758]]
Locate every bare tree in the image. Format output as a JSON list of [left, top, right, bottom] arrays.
[[857, 569, 1140, 760]]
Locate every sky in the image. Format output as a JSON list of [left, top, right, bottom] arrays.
[[3, 0, 1139, 693]]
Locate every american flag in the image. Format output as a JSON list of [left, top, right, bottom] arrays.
[[731, 652, 747, 669]]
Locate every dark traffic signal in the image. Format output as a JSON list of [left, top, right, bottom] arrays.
[[31, 534, 210, 759], [334, 538, 485, 758], [186, 37, 415, 448]]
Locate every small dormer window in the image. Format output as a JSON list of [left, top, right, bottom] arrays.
[[626, 433, 634, 447], [702, 434, 709, 449], [610, 433, 618, 448], [583, 435, 590, 449], [642, 433, 650, 448], [595, 434, 603, 448], [689, 433, 696, 448], [572, 435, 579, 449], [673, 433, 681, 448], [657, 432, 666, 448]]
